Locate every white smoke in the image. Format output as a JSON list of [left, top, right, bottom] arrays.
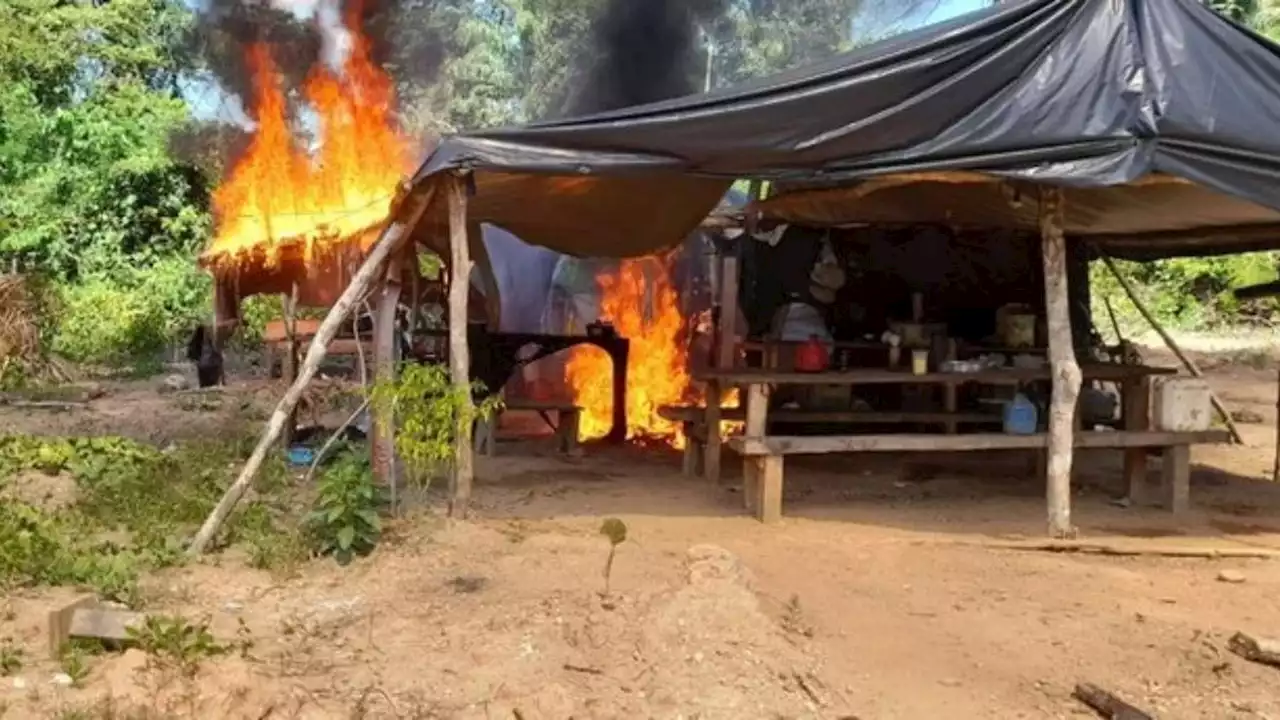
[[268, 0, 352, 70]]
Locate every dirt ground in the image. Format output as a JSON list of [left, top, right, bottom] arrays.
[[3, 344, 1280, 718]]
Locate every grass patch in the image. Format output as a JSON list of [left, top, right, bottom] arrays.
[[0, 433, 307, 603]]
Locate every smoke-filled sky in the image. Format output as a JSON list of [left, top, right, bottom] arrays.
[[182, 0, 990, 128]]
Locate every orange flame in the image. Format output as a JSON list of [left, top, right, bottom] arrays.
[[203, 9, 413, 265], [565, 258, 710, 446]]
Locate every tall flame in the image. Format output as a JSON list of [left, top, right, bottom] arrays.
[[566, 258, 696, 445], [204, 9, 413, 265]]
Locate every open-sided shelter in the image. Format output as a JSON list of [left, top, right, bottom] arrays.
[[195, 0, 1280, 550]]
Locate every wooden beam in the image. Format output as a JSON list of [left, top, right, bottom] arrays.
[[726, 430, 1229, 456], [1041, 186, 1081, 539], [1228, 632, 1280, 668], [446, 175, 474, 518], [281, 283, 299, 446], [1072, 683, 1154, 720], [1098, 253, 1244, 444], [187, 183, 434, 556]]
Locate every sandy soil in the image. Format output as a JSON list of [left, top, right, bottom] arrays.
[[2, 344, 1280, 718]]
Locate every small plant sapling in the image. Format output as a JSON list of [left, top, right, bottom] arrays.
[[128, 614, 226, 678], [599, 517, 628, 595], [0, 638, 23, 676], [306, 452, 383, 565]]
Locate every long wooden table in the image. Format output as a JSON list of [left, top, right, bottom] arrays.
[[694, 364, 1183, 513]]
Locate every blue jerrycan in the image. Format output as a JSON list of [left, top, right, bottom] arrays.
[[1003, 392, 1038, 435]]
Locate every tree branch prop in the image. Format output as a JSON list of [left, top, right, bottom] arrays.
[[1098, 253, 1243, 444]]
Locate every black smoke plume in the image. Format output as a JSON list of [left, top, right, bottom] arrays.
[[564, 0, 728, 117]]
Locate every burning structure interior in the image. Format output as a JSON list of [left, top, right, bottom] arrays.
[[192, 0, 1280, 546]]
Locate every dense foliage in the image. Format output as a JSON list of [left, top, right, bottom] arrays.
[[2, 0, 1280, 368], [0, 433, 303, 602]]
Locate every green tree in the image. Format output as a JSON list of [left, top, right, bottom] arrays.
[[0, 0, 214, 364]]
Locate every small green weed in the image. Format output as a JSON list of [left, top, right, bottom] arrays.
[[58, 639, 103, 686], [306, 452, 382, 565], [0, 638, 23, 676], [0, 433, 304, 599], [128, 614, 226, 678]]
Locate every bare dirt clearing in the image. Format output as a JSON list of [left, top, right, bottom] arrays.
[[2, 345, 1280, 718]]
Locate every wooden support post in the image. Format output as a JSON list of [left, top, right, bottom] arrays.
[[187, 184, 434, 556], [1099, 254, 1243, 444], [371, 260, 402, 507], [750, 455, 783, 523], [1041, 186, 1082, 539], [446, 175, 474, 518], [744, 382, 769, 437], [717, 254, 739, 369], [943, 380, 958, 435], [281, 283, 300, 446], [703, 247, 740, 486], [681, 421, 699, 477], [704, 380, 722, 484], [1160, 443, 1190, 514], [1123, 376, 1152, 504], [558, 408, 581, 455]]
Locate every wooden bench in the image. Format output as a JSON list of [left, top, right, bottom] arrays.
[[476, 399, 582, 456], [658, 404, 999, 477], [726, 430, 1231, 523]]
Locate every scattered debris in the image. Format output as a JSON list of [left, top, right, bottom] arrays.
[[1227, 632, 1280, 668], [46, 595, 145, 658], [562, 663, 604, 676], [447, 576, 488, 594], [1217, 569, 1247, 584], [1072, 682, 1154, 720], [159, 374, 190, 393]]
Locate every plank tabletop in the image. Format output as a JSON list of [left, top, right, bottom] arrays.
[[694, 364, 1177, 386]]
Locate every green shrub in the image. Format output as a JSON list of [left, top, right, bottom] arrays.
[[52, 279, 169, 364], [306, 452, 382, 566], [369, 363, 502, 491], [49, 255, 211, 367], [1092, 253, 1280, 336], [0, 434, 303, 599]]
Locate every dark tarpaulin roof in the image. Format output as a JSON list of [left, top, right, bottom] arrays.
[[405, 0, 1280, 261]]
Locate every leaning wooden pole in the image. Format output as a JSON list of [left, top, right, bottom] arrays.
[[187, 184, 434, 556], [446, 174, 474, 518], [1098, 254, 1244, 444], [1040, 186, 1082, 539]]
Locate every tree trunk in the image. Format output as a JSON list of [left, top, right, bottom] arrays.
[[186, 185, 434, 556], [1040, 186, 1081, 539], [446, 175, 475, 518]]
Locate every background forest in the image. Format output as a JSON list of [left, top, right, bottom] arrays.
[[2, 0, 1279, 370]]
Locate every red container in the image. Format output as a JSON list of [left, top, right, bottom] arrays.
[[795, 335, 829, 372]]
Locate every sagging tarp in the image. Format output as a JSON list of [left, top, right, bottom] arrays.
[[404, 0, 1280, 261]]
